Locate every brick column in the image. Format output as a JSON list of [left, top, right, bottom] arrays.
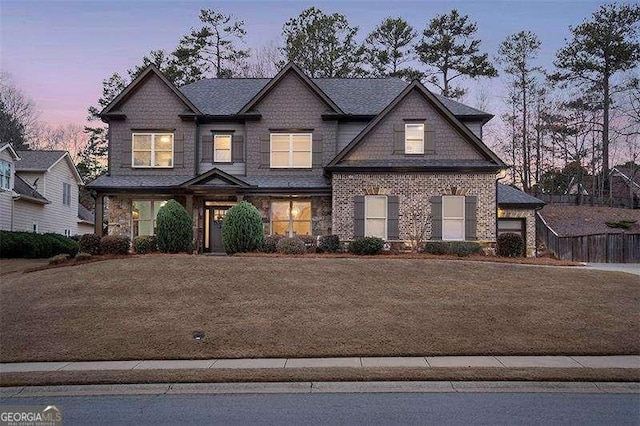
[[94, 194, 104, 236]]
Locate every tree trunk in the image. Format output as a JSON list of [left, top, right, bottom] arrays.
[[521, 74, 529, 191], [602, 71, 610, 191]]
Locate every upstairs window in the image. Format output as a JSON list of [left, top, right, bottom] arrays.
[[132, 133, 174, 168], [365, 195, 387, 239], [0, 160, 11, 190], [405, 123, 424, 154], [214, 134, 232, 163], [442, 196, 465, 241], [270, 133, 312, 168], [62, 182, 71, 206]]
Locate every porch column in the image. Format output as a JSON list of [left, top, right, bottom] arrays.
[[94, 194, 104, 236], [185, 194, 194, 216]]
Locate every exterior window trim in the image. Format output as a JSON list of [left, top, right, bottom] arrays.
[[364, 195, 387, 240], [270, 133, 312, 169], [442, 195, 465, 241], [131, 199, 169, 238], [0, 160, 11, 191], [270, 200, 312, 237], [131, 132, 175, 168], [62, 182, 71, 206], [405, 123, 425, 155], [213, 134, 233, 163]]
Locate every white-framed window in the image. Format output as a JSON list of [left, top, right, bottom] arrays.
[[132, 133, 174, 168], [270, 133, 312, 168], [365, 195, 387, 239], [0, 160, 11, 190], [32, 222, 38, 233], [62, 182, 71, 206], [132, 200, 168, 237], [270, 200, 312, 236], [214, 134, 232, 163], [405, 123, 424, 154], [442, 196, 465, 241]]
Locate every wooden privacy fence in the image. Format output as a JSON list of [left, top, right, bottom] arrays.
[[536, 214, 640, 263]]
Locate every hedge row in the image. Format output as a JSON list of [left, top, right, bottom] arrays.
[[0, 231, 79, 259]]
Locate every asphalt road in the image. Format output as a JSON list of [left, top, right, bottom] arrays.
[[3, 392, 639, 425]]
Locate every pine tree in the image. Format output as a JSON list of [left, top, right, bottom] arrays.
[[364, 17, 416, 78]]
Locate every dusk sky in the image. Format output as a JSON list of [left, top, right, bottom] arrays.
[[1, 0, 604, 127]]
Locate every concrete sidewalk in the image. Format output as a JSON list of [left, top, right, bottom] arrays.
[[585, 263, 640, 276], [1, 355, 638, 373]]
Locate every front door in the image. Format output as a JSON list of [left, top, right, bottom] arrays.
[[206, 206, 231, 252]]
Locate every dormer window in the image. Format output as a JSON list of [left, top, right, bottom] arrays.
[[132, 133, 174, 168], [405, 123, 424, 154]]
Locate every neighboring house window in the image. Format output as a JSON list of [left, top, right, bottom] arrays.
[[62, 183, 71, 206], [132, 200, 168, 237], [270, 201, 312, 236], [365, 195, 387, 239], [405, 123, 424, 154], [442, 196, 465, 241], [32, 223, 38, 233], [132, 133, 174, 168], [214, 134, 232, 163], [270, 133, 312, 168], [0, 160, 10, 190]]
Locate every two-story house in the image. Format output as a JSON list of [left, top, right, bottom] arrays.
[[87, 63, 543, 255]]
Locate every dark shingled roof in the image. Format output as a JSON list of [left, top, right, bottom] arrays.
[[179, 77, 490, 118], [86, 174, 194, 189], [15, 150, 66, 171], [78, 204, 95, 224], [243, 175, 330, 189], [497, 184, 545, 207], [13, 175, 48, 203], [330, 159, 499, 169]]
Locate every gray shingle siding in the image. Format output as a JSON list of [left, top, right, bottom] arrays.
[[108, 73, 196, 177]]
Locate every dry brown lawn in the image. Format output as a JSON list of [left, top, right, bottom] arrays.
[[0, 255, 638, 362]]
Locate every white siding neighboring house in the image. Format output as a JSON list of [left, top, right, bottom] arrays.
[[0, 147, 94, 235], [0, 143, 20, 231]]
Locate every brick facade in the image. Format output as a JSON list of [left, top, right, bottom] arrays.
[[106, 196, 131, 237], [498, 207, 537, 257], [332, 172, 497, 242]]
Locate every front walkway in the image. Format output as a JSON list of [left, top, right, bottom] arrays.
[[585, 263, 640, 276], [1, 355, 638, 373]]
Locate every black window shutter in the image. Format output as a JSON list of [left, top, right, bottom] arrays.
[[312, 133, 323, 167], [394, 124, 405, 153], [232, 134, 244, 163], [201, 133, 213, 163], [431, 196, 443, 240], [260, 135, 270, 168], [425, 128, 436, 153], [465, 196, 478, 241], [173, 132, 184, 166], [353, 196, 365, 238], [387, 195, 400, 240]]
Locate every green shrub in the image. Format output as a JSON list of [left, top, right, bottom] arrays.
[[75, 252, 92, 261], [297, 235, 317, 253], [156, 200, 193, 253], [423, 241, 483, 257], [133, 235, 158, 254], [496, 233, 524, 257], [79, 234, 102, 255], [348, 237, 385, 255], [222, 201, 264, 254], [0, 231, 79, 258], [318, 235, 340, 253], [605, 220, 637, 229], [49, 254, 70, 265], [276, 237, 307, 254], [262, 234, 284, 253], [100, 235, 130, 255]]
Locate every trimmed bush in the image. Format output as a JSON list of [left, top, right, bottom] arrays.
[[222, 201, 264, 254], [75, 252, 92, 261], [318, 235, 340, 253], [496, 233, 524, 257], [156, 200, 194, 253], [423, 241, 483, 257], [297, 235, 317, 253], [100, 235, 130, 255], [0, 231, 79, 258], [262, 234, 284, 253], [276, 237, 307, 255], [79, 234, 102, 255], [133, 235, 158, 254], [348, 237, 385, 255]]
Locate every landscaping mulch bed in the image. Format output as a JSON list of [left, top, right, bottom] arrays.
[[540, 204, 640, 236], [1, 256, 637, 363]]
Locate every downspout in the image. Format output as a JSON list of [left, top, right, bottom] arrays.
[[194, 118, 200, 177], [495, 170, 508, 247], [533, 205, 544, 257]]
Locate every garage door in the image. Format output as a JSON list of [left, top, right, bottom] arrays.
[[497, 218, 526, 255]]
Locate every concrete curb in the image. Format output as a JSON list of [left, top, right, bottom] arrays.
[[1, 355, 638, 373], [0, 381, 638, 397]]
